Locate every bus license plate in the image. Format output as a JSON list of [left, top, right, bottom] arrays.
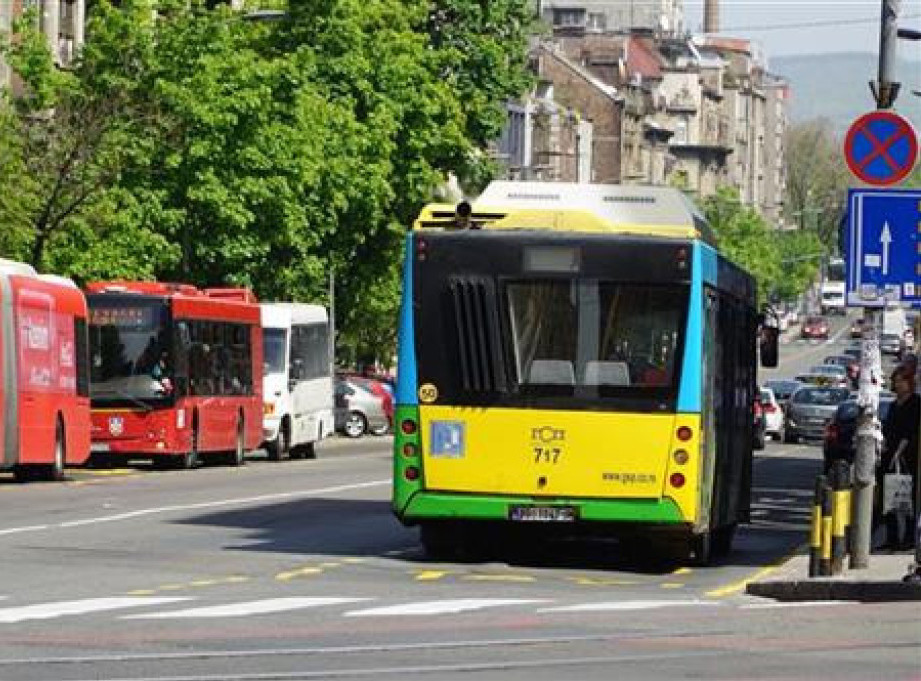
[[509, 506, 577, 523]]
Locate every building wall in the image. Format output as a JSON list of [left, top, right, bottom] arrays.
[[541, 0, 683, 34], [537, 47, 624, 183]]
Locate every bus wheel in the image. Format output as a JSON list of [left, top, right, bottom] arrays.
[[343, 411, 367, 438], [44, 420, 66, 482], [689, 530, 714, 567], [227, 418, 246, 467], [267, 421, 288, 462], [712, 523, 737, 558], [420, 522, 456, 561], [302, 441, 316, 460]]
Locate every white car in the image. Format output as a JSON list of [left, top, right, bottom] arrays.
[[760, 387, 784, 441]]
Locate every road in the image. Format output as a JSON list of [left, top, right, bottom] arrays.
[[0, 314, 917, 681]]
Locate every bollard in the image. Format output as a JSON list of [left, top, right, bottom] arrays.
[[831, 460, 850, 575], [809, 475, 826, 577], [820, 478, 834, 577]]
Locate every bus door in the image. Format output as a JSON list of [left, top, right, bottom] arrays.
[[16, 286, 57, 464]]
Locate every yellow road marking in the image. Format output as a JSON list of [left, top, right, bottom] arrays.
[[189, 580, 219, 587], [463, 574, 536, 583], [342, 558, 366, 564], [319, 562, 341, 568], [126, 590, 157, 596], [706, 565, 779, 599], [224, 576, 250, 584], [275, 567, 323, 582], [569, 577, 639, 586], [414, 570, 449, 581], [671, 567, 693, 576], [660, 582, 686, 589], [77, 469, 137, 477]]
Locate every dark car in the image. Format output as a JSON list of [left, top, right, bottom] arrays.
[[801, 316, 830, 340], [823, 354, 860, 384], [823, 396, 895, 470], [784, 386, 852, 443], [764, 379, 803, 411]]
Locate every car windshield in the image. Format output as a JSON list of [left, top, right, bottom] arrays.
[[263, 328, 287, 375], [805, 317, 824, 325], [792, 387, 851, 405], [766, 380, 800, 398], [760, 390, 773, 402]]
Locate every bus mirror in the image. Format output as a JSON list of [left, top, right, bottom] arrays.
[[760, 327, 779, 368]]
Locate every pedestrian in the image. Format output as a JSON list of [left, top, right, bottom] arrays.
[[880, 366, 920, 549]]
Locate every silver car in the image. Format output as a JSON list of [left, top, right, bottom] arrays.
[[334, 379, 389, 438], [784, 386, 851, 443]]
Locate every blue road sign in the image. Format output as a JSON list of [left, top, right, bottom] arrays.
[[845, 188, 921, 308]]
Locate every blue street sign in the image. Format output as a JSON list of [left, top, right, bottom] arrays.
[[845, 188, 921, 308]]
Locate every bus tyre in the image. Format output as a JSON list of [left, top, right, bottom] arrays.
[[302, 441, 316, 460], [227, 419, 246, 467], [689, 530, 713, 567], [420, 523, 456, 560], [267, 421, 288, 462], [343, 411, 367, 438], [44, 420, 66, 482], [712, 523, 736, 558]]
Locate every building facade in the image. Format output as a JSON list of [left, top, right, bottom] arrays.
[[539, 0, 683, 35]]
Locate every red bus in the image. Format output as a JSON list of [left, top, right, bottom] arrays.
[[0, 259, 91, 481], [86, 282, 263, 468]]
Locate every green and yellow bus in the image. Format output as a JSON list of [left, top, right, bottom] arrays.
[[392, 182, 777, 564]]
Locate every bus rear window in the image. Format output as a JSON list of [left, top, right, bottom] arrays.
[[506, 281, 687, 390]]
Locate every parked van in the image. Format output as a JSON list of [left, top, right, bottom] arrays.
[[261, 303, 334, 459]]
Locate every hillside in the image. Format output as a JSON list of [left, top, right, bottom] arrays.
[[771, 52, 921, 133]]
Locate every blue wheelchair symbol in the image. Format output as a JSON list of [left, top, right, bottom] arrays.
[[430, 421, 465, 459]]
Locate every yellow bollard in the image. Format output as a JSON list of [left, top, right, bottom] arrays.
[[831, 460, 850, 575], [809, 475, 826, 577]]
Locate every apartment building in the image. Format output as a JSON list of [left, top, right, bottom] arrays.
[[1, 0, 86, 90], [539, 0, 683, 35]]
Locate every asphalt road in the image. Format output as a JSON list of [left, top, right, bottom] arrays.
[[0, 314, 917, 681]]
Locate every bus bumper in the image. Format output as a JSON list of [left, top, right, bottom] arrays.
[[396, 491, 687, 527]]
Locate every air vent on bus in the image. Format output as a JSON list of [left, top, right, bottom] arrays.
[[448, 277, 506, 393]]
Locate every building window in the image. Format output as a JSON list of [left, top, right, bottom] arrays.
[[553, 8, 586, 28]]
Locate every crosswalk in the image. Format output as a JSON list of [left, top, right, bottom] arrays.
[[0, 594, 858, 624]]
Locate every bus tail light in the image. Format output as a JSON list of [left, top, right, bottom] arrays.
[[673, 449, 689, 465], [676, 426, 693, 442], [264, 402, 275, 416], [401, 418, 418, 435], [669, 472, 686, 488], [405, 466, 420, 482]]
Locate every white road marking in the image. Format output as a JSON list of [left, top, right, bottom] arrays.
[[0, 597, 190, 624], [741, 601, 849, 609], [345, 599, 548, 617], [0, 480, 388, 537], [124, 598, 372, 619], [539, 599, 718, 613]]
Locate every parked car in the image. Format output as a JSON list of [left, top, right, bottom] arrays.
[[764, 379, 804, 411], [753, 391, 767, 450], [346, 376, 394, 433], [823, 395, 895, 471], [760, 387, 784, 441], [842, 347, 861, 363], [334, 378, 390, 438], [801, 316, 830, 340], [784, 386, 852, 443], [850, 318, 864, 339]]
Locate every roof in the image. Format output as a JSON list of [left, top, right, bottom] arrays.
[[414, 181, 716, 246], [625, 36, 663, 80]]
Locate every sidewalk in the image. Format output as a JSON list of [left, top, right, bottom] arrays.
[[746, 548, 921, 602]]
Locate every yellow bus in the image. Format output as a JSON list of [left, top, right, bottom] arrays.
[[392, 182, 777, 564]]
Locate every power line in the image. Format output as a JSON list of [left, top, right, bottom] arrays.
[[720, 13, 921, 32]]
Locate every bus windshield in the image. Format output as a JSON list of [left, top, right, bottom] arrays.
[[507, 281, 686, 390], [88, 299, 172, 405], [263, 328, 287, 376]]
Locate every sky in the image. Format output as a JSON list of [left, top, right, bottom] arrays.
[[683, 1, 921, 62]]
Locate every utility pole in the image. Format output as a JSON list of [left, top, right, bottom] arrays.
[[851, 0, 902, 570]]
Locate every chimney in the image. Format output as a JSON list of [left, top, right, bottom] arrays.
[[704, 0, 719, 33]]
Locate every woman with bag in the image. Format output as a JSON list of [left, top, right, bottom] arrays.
[[881, 367, 920, 549]]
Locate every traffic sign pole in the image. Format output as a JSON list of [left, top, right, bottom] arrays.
[[851, 0, 902, 570]]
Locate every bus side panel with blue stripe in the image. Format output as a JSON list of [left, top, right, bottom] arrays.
[[396, 233, 418, 407], [677, 242, 717, 413]]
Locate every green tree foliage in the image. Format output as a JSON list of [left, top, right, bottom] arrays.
[[703, 187, 820, 305], [0, 0, 534, 365]]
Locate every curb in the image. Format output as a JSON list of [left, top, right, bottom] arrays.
[[746, 579, 921, 602]]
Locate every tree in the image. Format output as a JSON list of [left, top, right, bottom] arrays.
[[784, 119, 849, 251]]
